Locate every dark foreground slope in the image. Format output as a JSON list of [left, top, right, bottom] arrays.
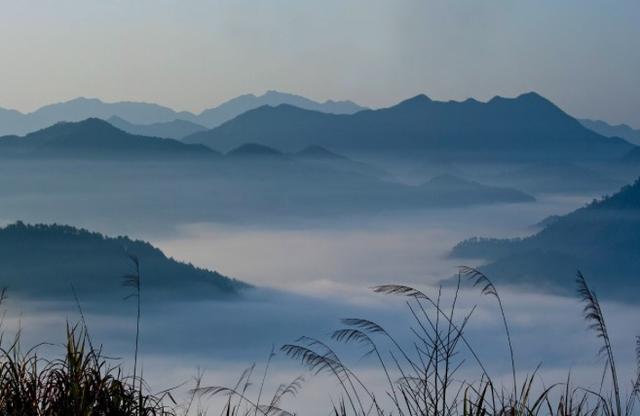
[[0, 118, 216, 159], [450, 179, 640, 301], [0, 222, 246, 300], [185, 92, 633, 162]]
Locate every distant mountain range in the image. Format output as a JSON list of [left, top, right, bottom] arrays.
[[0, 91, 366, 136], [450, 178, 640, 302], [2, 92, 633, 165], [194, 90, 365, 128], [0, 222, 247, 300], [184, 92, 633, 162], [216, 142, 534, 207], [0, 118, 216, 159], [580, 118, 640, 145], [227, 142, 286, 159], [107, 116, 207, 139], [224, 143, 386, 177], [0, 137, 535, 231]]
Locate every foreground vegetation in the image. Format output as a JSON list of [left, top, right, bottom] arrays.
[[202, 268, 640, 416], [0, 266, 637, 415], [0, 326, 176, 416]]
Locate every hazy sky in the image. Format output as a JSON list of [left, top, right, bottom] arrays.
[[1, 0, 639, 126]]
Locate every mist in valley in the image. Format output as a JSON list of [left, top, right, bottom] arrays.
[[1, 155, 637, 414]]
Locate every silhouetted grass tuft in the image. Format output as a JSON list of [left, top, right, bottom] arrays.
[[0, 324, 174, 415], [209, 269, 640, 416]]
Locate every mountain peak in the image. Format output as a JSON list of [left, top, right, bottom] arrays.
[[35, 117, 122, 136], [398, 94, 432, 106], [263, 90, 290, 98], [227, 143, 284, 158], [66, 117, 124, 133], [65, 96, 103, 105], [2, 117, 217, 158], [515, 91, 550, 103], [108, 115, 127, 123], [488, 91, 550, 106]]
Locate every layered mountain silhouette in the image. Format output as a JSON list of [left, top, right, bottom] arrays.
[[292, 145, 388, 178], [419, 174, 534, 204], [195, 90, 365, 128], [184, 92, 633, 161], [0, 153, 534, 231], [107, 116, 207, 139], [0, 91, 365, 136], [0, 221, 247, 300], [485, 161, 623, 194], [0, 118, 216, 159], [450, 178, 640, 302], [0, 97, 193, 136], [226, 143, 286, 159], [580, 118, 640, 145]]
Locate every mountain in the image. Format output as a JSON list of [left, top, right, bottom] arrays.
[[450, 178, 640, 301], [293, 145, 389, 178], [0, 91, 366, 136], [226, 143, 286, 159], [184, 92, 633, 162], [580, 118, 640, 145], [419, 174, 534, 205], [196, 90, 365, 128], [0, 97, 195, 136], [0, 118, 217, 159], [485, 161, 624, 194], [532, 215, 562, 229], [0, 151, 534, 232], [31, 97, 194, 126], [107, 116, 207, 139], [0, 221, 247, 300]]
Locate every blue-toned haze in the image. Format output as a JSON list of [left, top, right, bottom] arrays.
[[0, 2, 640, 414]]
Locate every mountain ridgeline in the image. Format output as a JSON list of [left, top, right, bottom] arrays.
[[0, 91, 366, 136], [0, 222, 247, 300], [195, 90, 365, 128], [107, 116, 208, 140], [184, 92, 633, 162], [450, 178, 640, 302], [0, 118, 216, 159], [580, 118, 640, 145]]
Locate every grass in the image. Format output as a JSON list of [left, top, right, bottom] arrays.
[[198, 268, 640, 416], [0, 324, 174, 415], [0, 256, 179, 415], [0, 265, 638, 415]]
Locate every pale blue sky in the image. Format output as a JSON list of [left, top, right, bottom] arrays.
[[1, 0, 639, 126]]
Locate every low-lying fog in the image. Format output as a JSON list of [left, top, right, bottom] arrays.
[[3, 189, 638, 414]]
